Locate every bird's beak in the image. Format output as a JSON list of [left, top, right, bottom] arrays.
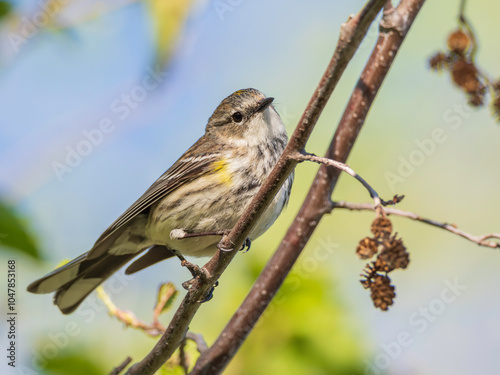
[[256, 97, 274, 113]]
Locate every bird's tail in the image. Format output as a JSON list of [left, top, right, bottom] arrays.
[[27, 251, 141, 314]]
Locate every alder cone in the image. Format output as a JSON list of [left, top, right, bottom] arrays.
[[371, 217, 392, 240], [356, 237, 378, 259], [370, 275, 395, 311]]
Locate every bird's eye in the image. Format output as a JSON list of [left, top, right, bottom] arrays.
[[232, 112, 243, 123]]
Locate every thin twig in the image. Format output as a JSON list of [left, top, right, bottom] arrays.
[[291, 151, 404, 210], [126, 1, 389, 374], [332, 201, 500, 248], [186, 332, 209, 354], [458, 0, 466, 16], [97, 286, 166, 337], [179, 338, 188, 375], [458, 0, 478, 61], [109, 357, 132, 375], [191, 1, 427, 374], [99, 285, 210, 358]]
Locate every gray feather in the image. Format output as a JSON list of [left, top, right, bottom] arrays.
[[125, 245, 175, 275]]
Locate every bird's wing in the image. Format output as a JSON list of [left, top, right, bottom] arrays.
[[87, 147, 220, 259]]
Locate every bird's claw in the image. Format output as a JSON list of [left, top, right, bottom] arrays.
[[218, 237, 251, 253], [181, 279, 219, 303], [174, 251, 209, 281], [198, 281, 219, 303], [239, 238, 252, 253]]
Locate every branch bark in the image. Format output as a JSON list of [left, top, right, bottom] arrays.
[[332, 200, 500, 248], [125, 1, 388, 374], [191, 0, 426, 373], [109, 357, 132, 375]]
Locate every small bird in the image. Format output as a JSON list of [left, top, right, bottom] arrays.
[[28, 88, 293, 314]]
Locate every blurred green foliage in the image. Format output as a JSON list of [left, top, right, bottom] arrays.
[[39, 347, 105, 375], [8, 0, 500, 373], [227, 256, 367, 375], [0, 1, 11, 22], [158, 340, 200, 374], [0, 199, 41, 259]]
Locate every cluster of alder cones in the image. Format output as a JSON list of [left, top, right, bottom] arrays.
[[357, 216, 410, 311], [429, 28, 500, 120]]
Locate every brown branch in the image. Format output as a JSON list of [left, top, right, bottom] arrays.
[[191, 1, 427, 374], [332, 201, 500, 248], [126, 1, 389, 374], [109, 357, 132, 375], [216, 0, 390, 252]]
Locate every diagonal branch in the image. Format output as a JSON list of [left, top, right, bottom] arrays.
[[332, 200, 500, 249], [191, 1, 427, 374], [109, 357, 132, 375], [216, 0, 392, 253], [125, 1, 389, 374]]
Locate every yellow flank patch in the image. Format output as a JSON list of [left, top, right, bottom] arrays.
[[212, 159, 232, 186]]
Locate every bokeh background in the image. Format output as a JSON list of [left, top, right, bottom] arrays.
[[1, 0, 499, 374]]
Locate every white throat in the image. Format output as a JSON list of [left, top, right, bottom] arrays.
[[236, 106, 286, 147]]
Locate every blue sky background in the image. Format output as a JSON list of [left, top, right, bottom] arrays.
[[1, 0, 500, 374]]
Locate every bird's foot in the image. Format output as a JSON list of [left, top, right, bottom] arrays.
[[181, 278, 219, 303], [218, 237, 251, 253], [239, 238, 252, 253], [199, 281, 219, 303], [170, 229, 229, 240], [174, 251, 209, 282]]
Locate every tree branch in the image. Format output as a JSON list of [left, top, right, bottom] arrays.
[[97, 285, 171, 337], [109, 357, 132, 375], [291, 151, 404, 208], [125, 1, 389, 374], [332, 200, 500, 249], [191, 1, 426, 373], [186, 332, 209, 354]]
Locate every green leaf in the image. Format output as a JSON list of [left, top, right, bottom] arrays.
[[157, 340, 200, 375], [156, 282, 178, 315], [145, 0, 193, 66], [0, 200, 41, 260], [0, 1, 12, 22]]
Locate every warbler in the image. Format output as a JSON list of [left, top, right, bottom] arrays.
[[28, 88, 293, 314]]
